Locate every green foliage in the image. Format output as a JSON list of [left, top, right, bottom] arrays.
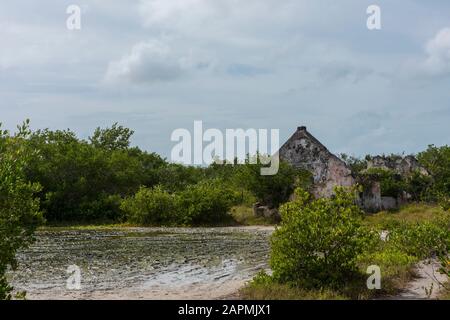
[[244, 203, 449, 300], [363, 203, 445, 228], [438, 193, 450, 211], [389, 218, 450, 259], [89, 122, 134, 151], [0, 121, 43, 299], [418, 144, 450, 199], [357, 246, 417, 295], [360, 205, 449, 295], [241, 271, 346, 300], [346, 154, 432, 202], [363, 168, 405, 197], [177, 179, 237, 225], [230, 205, 274, 226], [121, 179, 237, 226], [404, 170, 433, 201], [121, 186, 179, 225], [157, 163, 206, 193], [270, 187, 374, 288], [340, 153, 368, 175], [234, 155, 311, 207], [25, 126, 166, 222]]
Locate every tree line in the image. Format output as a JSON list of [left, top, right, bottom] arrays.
[[1, 120, 450, 299]]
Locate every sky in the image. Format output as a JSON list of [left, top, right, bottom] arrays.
[[1, 0, 450, 160]]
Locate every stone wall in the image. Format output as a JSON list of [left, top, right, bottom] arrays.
[[279, 126, 354, 198], [367, 155, 428, 176], [277, 126, 425, 213]]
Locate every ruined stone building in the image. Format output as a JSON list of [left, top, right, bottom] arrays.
[[278, 126, 354, 198], [367, 155, 429, 177], [276, 126, 428, 213], [359, 155, 429, 212]]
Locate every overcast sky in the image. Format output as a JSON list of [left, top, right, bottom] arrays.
[[1, 0, 450, 159]]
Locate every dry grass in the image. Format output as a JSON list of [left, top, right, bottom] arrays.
[[240, 282, 347, 300], [38, 222, 137, 231], [439, 288, 450, 300]]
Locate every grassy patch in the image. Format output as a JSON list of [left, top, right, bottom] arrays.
[[230, 206, 276, 226], [357, 247, 418, 296], [240, 277, 347, 300], [38, 221, 138, 231], [363, 203, 445, 228]]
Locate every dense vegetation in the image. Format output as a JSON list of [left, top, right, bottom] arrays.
[[10, 121, 302, 225], [418, 145, 450, 208], [242, 193, 450, 300], [0, 121, 306, 297], [270, 187, 374, 288], [121, 180, 238, 226], [1, 120, 449, 299], [342, 151, 447, 205], [0, 122, 43, 299], [243, 148, 450, 300]]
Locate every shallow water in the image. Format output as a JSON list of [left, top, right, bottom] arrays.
[[9, 226, 273, 299]]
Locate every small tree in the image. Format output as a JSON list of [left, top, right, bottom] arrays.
[[120, 185, 178, 225], [234, 155, 310, 207], [177, 179, 237, 225], [270, 187, 373, 288], [418, 144, 450, 199], [89, 122, 134, 151], [0, 121, 43, 299]]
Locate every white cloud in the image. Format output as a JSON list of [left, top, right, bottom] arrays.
[[105, 40, 193, 84], [3, 1, 450, 157], [138, 0, 216, 27], [423, 28, 450, 75]]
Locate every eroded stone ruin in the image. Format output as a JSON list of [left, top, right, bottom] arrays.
[[263, 126, 428, 214], [367, 155, 429, 177], [278, 126, 354, 198]]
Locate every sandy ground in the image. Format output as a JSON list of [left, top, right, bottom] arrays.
[[393, 259, 448, 300], [24, 279, 247, 300], [14, 226, 274, 300], [16, 226, 449, 300]]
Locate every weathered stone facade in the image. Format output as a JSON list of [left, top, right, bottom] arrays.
[[278, 126, 354, 198], [358, 155, 428, 212], [274, 126, 427, 213], [367, 155, 429, 177]]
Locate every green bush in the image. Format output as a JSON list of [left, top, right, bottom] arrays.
[[120, 186, 179, 225], [0, 121, 43, 299], [418, 145, 450, 199], [389, 218, 449, 259], [121, 179, 237, 226], [362, 168, 405, 198], [404, 171, 433, 201], [270, 187, 374, 288], [234, 156, 310, 208], [438, 193, 450, 211], [79, 194, 124, 222], [25, 125, 166, 223], [177, 179, 237, 225]]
